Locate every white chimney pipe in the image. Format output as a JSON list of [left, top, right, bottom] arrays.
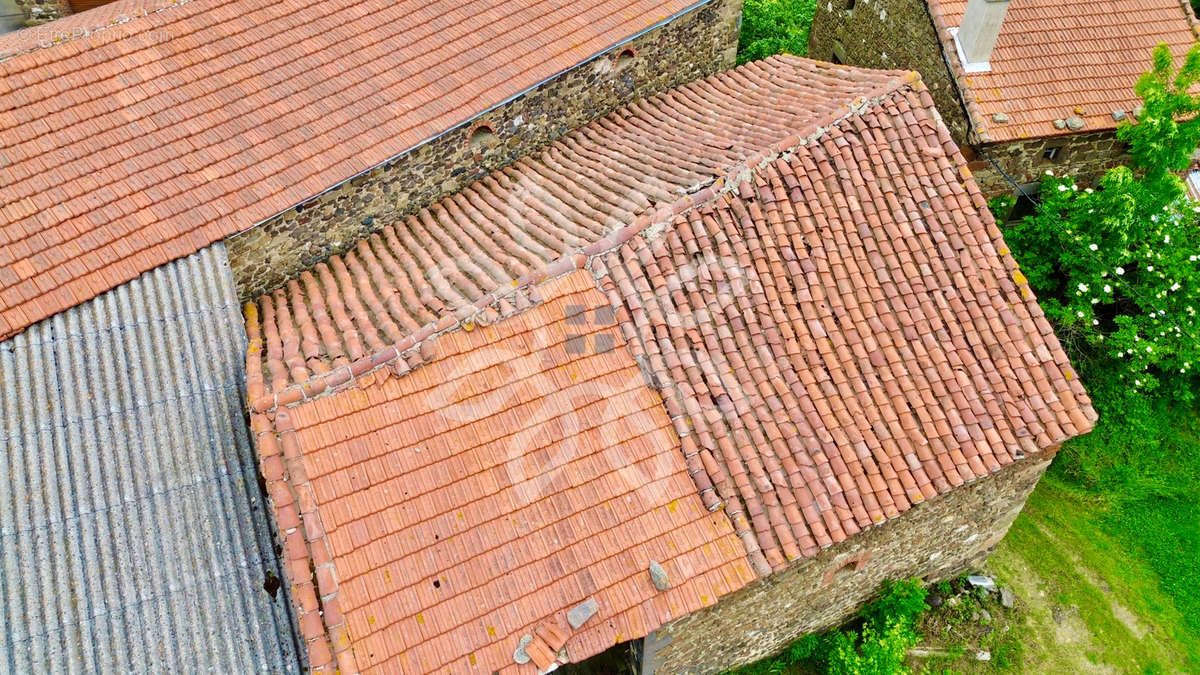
[[955, 0, 1010, 70]]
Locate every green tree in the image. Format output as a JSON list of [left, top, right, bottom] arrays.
[[737, 0, 816, 64], [1001, 43, 1200, 397]]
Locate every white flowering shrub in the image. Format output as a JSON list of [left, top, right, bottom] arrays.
[[1001, 43, 1200, 397]]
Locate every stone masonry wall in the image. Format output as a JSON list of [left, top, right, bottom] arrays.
[[970, 131, 1129, 198], [807, 0, 969, 141], [640, 456, 1053, 674], [808, 0, 1131, 201], [13, 0, 70, 26], [227, 0, 744, 300]]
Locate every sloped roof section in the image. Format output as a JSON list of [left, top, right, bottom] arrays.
[[928, 0, 1199, 143], [247, 271, 753, 674], [248, 56, 905, 395], [0, 0, 706, 340], [0, 243, 300, 672], [244, 55, 1095, 665], [593, 83, 1096, 572]]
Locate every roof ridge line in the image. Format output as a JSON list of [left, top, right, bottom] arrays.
[[625, 70, 923, 233], [245, 71, 923, 415]]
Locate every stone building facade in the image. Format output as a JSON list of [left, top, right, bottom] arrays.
[[807, 0, 1131, 200], [966, 130, 1128, 197], [227, 0, 745, 299], [807, 0, 969, 142], [641, 455, 1054, 673]]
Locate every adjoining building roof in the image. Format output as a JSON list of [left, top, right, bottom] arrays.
[[0, 243, 300, 672], [0, 0, 705, 341], [247, 271, 754, 674], [245, 55, 1095, 671], [247, 56, 901, 395], [928, 0, 1200, 143]]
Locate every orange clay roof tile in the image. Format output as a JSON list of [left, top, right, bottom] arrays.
[[928, 0, 1200, 142], [591, 83, 1096, 569], [247, 56, 904, 395], [0, 0, 705, 340], [251, 270, 752, 674], [244, 55, 1095, 672]]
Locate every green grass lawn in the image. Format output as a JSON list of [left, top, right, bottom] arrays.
[[983, 473, 1199, 673], [724, 457, 1200, 675]]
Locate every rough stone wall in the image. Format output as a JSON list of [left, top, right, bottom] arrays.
[[969, 131, 1129, 198], [807, 0, 969, 141], [13, 0, 70, 25], [807, 1, 1131, 201], [227, 0, 744, 300], [641, 456, 1052, 674]]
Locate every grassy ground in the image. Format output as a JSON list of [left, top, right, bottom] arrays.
[[730, 472, 1200, 674], [914, 473, 1199, 673]]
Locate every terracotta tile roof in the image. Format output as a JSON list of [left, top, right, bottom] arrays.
[[247, 56, 905, 395], [244, 55, 1095, 668], [592, 84, 1095, 571], [246, 270, 754, 673], [0, 0, 704, 340], [0, 0, 180, 60], [928, 0, 1200, 143]]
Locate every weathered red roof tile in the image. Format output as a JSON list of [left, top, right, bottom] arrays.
[[0, 0, 705, 339], [593, 81, 1095, 570], [928, 0, 1199, 142], [250, 270, 753, 673], [245, 55, 1096, 670], [248, 56, 907, 394]]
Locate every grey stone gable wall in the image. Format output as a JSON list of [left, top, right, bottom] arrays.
[[807, 0, 969, 142], [642, 456, 1052, 674], [227, 0, 745, 300], [0, 243, 301, 672], [807, 0, 1130, 199], [969, 131, 1129, 198], [10, 0, 70, 27]]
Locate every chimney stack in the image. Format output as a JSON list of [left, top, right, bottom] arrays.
[[956, 0, 1010, 69]]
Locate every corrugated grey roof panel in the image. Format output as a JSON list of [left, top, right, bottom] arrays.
[[0, 243, 301, 673]]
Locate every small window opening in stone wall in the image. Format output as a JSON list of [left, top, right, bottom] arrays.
[[616, 47, 636, 70], [823, 550, 871, 584], [468, 124, 500, 154], [1042, 145, 1062, 161]]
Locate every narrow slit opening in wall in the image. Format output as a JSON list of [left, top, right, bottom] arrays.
[[1042, 146, 1062, 161], [832, 41, 847, 65]]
